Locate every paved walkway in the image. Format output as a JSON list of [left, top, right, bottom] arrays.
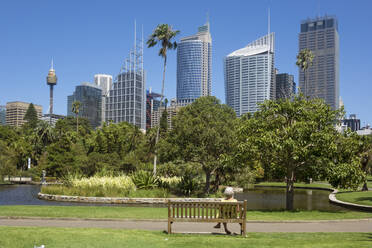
[[1, 218, 372, 233]]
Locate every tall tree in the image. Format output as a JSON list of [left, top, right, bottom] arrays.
[[296, 49, 314, 94], [235, 95, 365, 210], [147, 24, 179, 175], [165, 96, 237, 194], [23, 103, 38, 129], [71, 101, 81, 134]]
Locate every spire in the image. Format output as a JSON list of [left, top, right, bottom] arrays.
[[50, 58, 54, 71]]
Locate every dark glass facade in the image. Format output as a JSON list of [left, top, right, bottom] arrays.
[[276, 73, 296, 99], [67, 83, 102, 129]]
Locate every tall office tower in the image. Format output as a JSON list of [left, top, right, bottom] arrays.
[[299, 16, 339, 109], [146, 89, 162, 130], [67, 82, 102, 129], [94, 74, 113, 124], [176, 21, 211, 106], [224, 33, 275, 116], [46, 59, 57, 115], [276, 73, 296, 99], [6, 101, 42, 127], [106, 24, 146, 130], [0, 106, 6, 125]]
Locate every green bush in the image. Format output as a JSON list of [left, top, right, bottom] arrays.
[[177, 174, 199, 196], [131, 170, 159, 189]]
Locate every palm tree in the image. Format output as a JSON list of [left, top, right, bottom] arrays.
[[296, 49, 314, 95], [147, 24, 179, 175], [71, 101, 81, 134]]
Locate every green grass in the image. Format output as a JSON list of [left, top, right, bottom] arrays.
[[0, 205, 371, 220], [336, 191, 372, 206], [254, 181, 332, 189], [0, 227, 371, 248]]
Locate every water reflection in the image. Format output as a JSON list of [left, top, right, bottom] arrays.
[[0, 184, 346, 211], [235, 187, 345, 211]]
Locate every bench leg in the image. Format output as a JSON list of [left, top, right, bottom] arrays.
[[168, 221, 172, 234], [242, 221, 246, 237]]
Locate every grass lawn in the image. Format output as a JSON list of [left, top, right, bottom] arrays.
[[336, 191, 372, 206], [0, 227, 371, 248], [0, 205, 371, 221]]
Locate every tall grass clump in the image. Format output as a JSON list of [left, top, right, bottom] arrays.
[[42, 175, 136, 197]]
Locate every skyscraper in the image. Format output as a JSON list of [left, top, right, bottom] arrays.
[[146, 89, 162, 130], [67, 82, 102, 129], [224, 33, 275, 116], [299, 16, 339, 109], [46, 59, 57, 115], [276, 73, 296, 99], [106, 24, 146, 130], [0, 106, 6, 125], [176, 21, 211, 106], [6, 101, 42, 127], [94, 74, 113, 124]]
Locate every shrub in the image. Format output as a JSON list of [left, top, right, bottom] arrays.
[[159, 176, 181, 189], [177, 174, 199, 196], [131, 170, 159, 189]]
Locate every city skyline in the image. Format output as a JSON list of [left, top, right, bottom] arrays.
[[1, 0, 372, 125]]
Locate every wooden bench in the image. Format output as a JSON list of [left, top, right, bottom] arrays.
[[167, 200, 247, 236]]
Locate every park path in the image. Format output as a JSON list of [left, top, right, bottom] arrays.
[[0, 217, 372, 233]]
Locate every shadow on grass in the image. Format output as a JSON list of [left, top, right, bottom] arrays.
[[355, 197, 372, 202]]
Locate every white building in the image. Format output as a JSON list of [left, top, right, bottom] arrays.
[[224, 33, 275, 116], [94, 74, 113, 124]]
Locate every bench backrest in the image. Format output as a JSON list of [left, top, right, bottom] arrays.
[[168, 200, 247, 221]]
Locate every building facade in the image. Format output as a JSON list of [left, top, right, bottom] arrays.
[[343, 114, 361, 132], [299, 16, 339, 109], [6, 101, 42, 127], [276, 73, 296, 99], [151, 99, 181, 130], [94, 74, 113, 124], [40, 114, 65, 127], [0, 106, 6, 125], [67, 82, 102, 129], [105, 25, 146, 130], [146, 89, 162, 130], [176, 22, 211, 106], [224, 33, 275, 116]]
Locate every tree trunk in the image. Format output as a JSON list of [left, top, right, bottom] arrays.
[[153, 56, 167, 175], [76, 115, 79, 134], [205, 170, 211, 195], [286, 169, 295, 211], [362, 182, 369, 191], [212, 172, 220, 193]]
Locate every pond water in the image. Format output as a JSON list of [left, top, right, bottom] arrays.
[[0, 184, 346, 211]]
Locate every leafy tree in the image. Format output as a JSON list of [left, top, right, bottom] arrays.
[[71, 101, 81, 133], [147, 24, 179, 175], [159, 108, 168, 135], [235, 95, 365, 210], [165, 96, 237, 194], [23, 103, 39, 129], [358, 134, 372, 191], [0, 140, 17, 180], [296, 49, 314, 94], [55, 117, 92, 137]]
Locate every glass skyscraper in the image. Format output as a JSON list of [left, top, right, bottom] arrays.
[[276, 73, 296, 100], [176, 22, 211, 106], [105, 24, 146, 130], [299, 16, 339, 109], [224, 33, 275, 116], [67, 82, 102, 129]]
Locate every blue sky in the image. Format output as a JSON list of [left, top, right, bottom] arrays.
[[0, 0, 371, 125]]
